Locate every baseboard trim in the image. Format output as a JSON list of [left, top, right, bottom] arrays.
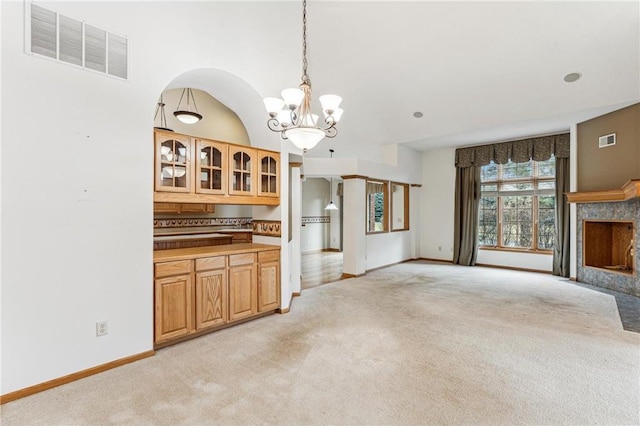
[[0, 350, 155, 405], [418, 257, 454, 264], [570, 276, 577, 281], [322, 248, 341, 252], [341, 272, 365, 279], [475, 263, 551, 275], [292, 292, 301, 297]]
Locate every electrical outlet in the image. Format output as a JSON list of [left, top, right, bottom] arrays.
[[96, 321, 108, 337]]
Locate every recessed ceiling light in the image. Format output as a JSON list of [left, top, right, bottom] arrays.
[[413, 111, 424, 118], [563, 72, 582, 83]]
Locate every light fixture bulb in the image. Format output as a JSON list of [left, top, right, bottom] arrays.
[[325, 201, 338, 210], [319, 94, 342, 112], [281, 88, 305, 107], [174, 110, 203, 124], [285, 127, 325, 151], [263, 97, 285, 115]]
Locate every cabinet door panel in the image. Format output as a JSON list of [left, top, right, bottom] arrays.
[[155, 131, 192, 193], [196, 269, 227, 329], [258, 151, 280, 197], [259, 261, 280, 312], [155, 274, 192, 343], [228, 264, 257, 321], [228, 147, 257, 196], [196, 140, 228, 195]]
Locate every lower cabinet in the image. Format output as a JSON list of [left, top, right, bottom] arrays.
[[154, 274, 193, 342], [258, 250, 280, 312], [228, 253, 257, 321], [195, 269, 227, 330], [154, 248, 279, 346]]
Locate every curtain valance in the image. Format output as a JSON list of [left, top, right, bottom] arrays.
[[455, 133, 570, 168]]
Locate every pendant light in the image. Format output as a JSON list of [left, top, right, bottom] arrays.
[[325, 149, 338, 210], [263, 0, 343, 153], [153, 94, 173, 132], [174, 88, 203, 124]]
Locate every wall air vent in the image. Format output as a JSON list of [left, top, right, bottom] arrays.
[[598, 133, 616, 148], [27, 2, 128, 80]]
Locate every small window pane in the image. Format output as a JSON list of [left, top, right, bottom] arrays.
[[478, 196, 497, 246], [481, 163, 498, 181], [537, 156, 556, 177], [502, 161, 532, 179], [59, 15, 83, 66], [85, 25, 106, 72], [107, 33, 127, 79], [538, 195, 555, 249], [501, 195, 532, 248]]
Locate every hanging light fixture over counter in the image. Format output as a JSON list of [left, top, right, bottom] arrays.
[[263, 0, 343, 153], [174, 88, 203, 124], [324, 149, 338, 210]]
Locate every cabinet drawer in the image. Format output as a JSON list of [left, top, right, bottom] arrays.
[[196, 256, 226, 271], [229, 253, 256, 266], [258, 250, 280, 263], [155, 260, 192, 278]]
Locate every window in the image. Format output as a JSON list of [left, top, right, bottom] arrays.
[[479, 157, 555, 251], [366, 180, 388, 233], [390, 182, 409, 231]]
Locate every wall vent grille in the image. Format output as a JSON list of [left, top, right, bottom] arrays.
[[598, 133, 616, 148], [27, 2, 128, 80]]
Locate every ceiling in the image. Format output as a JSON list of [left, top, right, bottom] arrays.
[[254, 1, 640, 159]]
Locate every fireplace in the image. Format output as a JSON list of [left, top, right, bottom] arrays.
[[568, 180, 640, 297], [583, 220, 635, 274]]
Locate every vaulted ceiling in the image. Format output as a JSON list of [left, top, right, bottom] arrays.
[[257, 1, 639, 159]]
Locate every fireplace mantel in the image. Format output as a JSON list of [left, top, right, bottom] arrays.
[[566, 179, 640, 204]]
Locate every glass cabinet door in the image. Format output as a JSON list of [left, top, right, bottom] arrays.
[[258, 151, 279, 197], [228, 147, 256, 196], [196, 140, 227, 195], [155, 132, 191, 193]]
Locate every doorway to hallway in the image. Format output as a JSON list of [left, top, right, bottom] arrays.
[[301, 251, 344, 290]]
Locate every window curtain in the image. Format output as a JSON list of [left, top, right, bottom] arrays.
[[453, 166, 480, 266], [454, 133, 570, 267], [553, 158, 570, 277]]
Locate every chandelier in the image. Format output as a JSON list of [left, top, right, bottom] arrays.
[[263, 0, 343, 153]]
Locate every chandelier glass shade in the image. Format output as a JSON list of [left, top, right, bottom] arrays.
[[174, 88, 203, 124], [263, 0, 343, 152]]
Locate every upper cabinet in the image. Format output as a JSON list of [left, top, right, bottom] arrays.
[[258, 150, 280, 198], [196, 139, 227, 195], [228, 146, 257, 196], [155, 131, 192, 193], [153, 130, 279, 206]]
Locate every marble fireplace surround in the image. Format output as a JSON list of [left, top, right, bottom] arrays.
[[568, 180, 640, 297]]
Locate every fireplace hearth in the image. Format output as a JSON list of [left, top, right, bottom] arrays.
[[569, 180, 640, 297]]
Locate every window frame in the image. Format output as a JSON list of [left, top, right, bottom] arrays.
[[365, 179, 389, 235], [479, 158, 555, 253], [390, 182, 410, 232]]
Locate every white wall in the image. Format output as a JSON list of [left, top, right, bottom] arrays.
[[420, 148, 456, 260], [366, 231, 412, 270], [419, 147, 554, 272], [1, 1, 291, 395], [301, 178, 329, 252]]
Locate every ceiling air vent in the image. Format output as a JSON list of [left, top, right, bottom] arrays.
[[598, 133, 616, 148], [27, 3, 128, 80]]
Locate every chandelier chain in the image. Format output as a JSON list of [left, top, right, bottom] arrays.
[[302, 0, 309, 84]]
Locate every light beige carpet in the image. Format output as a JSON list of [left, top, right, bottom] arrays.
[[2, 261, 639, 425]]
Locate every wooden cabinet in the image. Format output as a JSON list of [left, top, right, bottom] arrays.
[[228, 146, 257, 196], [154, 130, 279, 206], [155, 131, 192, 193], [258, 151, 280, 197], [153, 246, 280, 347], [228, 253, 257, 321], [258, 250, 280, 312], [195, 139, 227, 195], [154, 260, 193, 343], [195, 256, 227, 329], [154, 203, 215, 214]]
